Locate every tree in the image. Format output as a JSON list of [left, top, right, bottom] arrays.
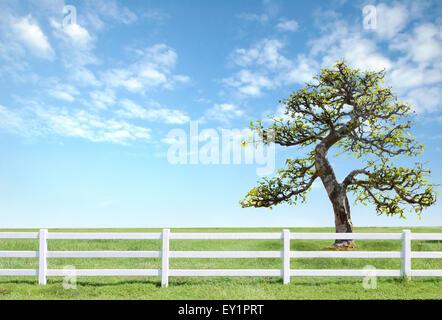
[[240, 61, 438, 247]]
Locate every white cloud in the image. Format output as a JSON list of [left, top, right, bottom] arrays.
[[310, 22, 392, 71], [409, 24, 441, 64], [236, 13, 269, 23], [326, 37, 391, 71], [88, 89, 116, 109], [48, 91, 73, 102], [69, 67, 101, 87], [101, 44, 189, 93], [38, 107, 151, 144], [223, 70, 273, 97], [161, 136, 181, 144], [308, 9, 441, 114], [50, 18, 94, 50], [0, 105, 24, 130], [372, 3, 408, 39], [11, 15, 55, 60], [195, 97, 212, 104], [93, 0, 137, 25], [283, 54, 319, 85], [202, 103, 244, 124], [48, 83, 80, 102], [389, 60, 442, 89], [276, 19, 299, 32], [225, 4, 441, 117], [0, 103, 151, 144], [385, 22, 441, 113], [236, 0, 279, 24], [103, 69, 142, 91], [48, 14, 100, 88], [224, 39, 296, 96], [116, 99, 190, 124], [118, 99, 146, 118], [141, 108, 190, 125], [78, 0, 138, 33], [224, 39, 317, 96], [139, 67, 167, 85], [404, 87, 442, 113], [142, 43, 177, 68], [391, 23, 441, 65], [231, 39, 290, 71], [81, 12, 105, 31], [173, 74, 191, 83], [142, 8, 169, 22]]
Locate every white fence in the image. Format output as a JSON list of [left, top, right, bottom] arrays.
[[0, 229, 441, 287]]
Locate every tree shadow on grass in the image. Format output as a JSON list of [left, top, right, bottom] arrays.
[[0, 277, 162, 288], [63, 276, 282, 288], [0, 278, 38, 285], [74, 279, 162, 288], [167, 276, 283, 287], [0, 276, 438, 288], [291, 276, 440, 287]]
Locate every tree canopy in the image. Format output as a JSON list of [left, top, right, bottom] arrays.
[[240, 61, 438, 221]]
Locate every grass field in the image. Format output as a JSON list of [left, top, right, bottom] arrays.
[[0, 227, 441, 300]]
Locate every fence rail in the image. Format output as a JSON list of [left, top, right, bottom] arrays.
[[0, 229, 441, 287]]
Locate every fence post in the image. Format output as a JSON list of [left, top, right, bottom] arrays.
[[283, 229, 290, 284], [38, 229, 48, 285], [401, 229, 411, 281], [161, 229, 170, 288]]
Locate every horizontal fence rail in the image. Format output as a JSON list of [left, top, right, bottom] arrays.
[[0, 229, 441, 286]]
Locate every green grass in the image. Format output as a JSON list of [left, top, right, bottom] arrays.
[[0, 227, 441, 300]]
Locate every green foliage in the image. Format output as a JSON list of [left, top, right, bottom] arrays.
[[240, 60, 438, 217], [241, 154, 316, 209], [348, 160, 437, 218]]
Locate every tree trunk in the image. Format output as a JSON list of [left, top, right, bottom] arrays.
[[315, 139, 354, 248], [330, 187, 354, 247]]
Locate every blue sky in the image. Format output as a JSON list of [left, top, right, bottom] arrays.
[[0, 0, 441, 228]]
